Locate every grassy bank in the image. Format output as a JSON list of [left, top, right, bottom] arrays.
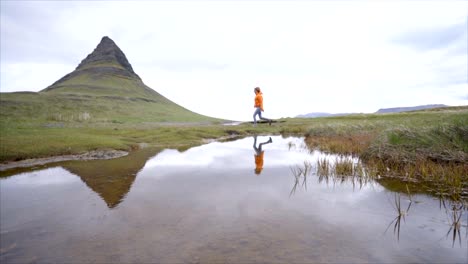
[[303, 107, 467, 162], [302, 106, 468, 200], [0, 121, 282, 162]]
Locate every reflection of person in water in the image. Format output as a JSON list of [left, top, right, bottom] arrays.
[[253, 135, 273, 175]]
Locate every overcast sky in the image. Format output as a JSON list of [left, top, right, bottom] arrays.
[[1, 1, 467, 121]]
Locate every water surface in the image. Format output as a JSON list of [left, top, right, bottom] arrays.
[[1, 136, 466, 263]]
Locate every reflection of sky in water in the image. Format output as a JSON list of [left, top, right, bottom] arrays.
[[143, 136, 354, 170], [138, 136, 383, 206], [0, 167, 80, 187]]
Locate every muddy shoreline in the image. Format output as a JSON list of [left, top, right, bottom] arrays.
[[0, 150, 128, 171]]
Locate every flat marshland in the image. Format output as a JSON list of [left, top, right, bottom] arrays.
[[1, 102, 467, 199]]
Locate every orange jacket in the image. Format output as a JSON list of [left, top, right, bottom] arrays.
[[255, 151, 264, 174], [254, 92, 264, 111]]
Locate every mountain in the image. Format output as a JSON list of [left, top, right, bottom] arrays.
[[44, 36, 140, 89], [41, 36, 155, 98], [375, 104, 449, 114], [1, 36, 221, 124]]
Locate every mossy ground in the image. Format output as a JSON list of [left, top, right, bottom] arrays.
[[1, 98, 466, 163]]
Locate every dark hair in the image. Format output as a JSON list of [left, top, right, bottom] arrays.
[[254, 87, 261, 93]]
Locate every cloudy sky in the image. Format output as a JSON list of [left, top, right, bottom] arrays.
[[1, 1, 467, 121]]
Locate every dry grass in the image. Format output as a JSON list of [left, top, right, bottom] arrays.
[[289, 161, 313, 196], [305, 133, 375, 156], [303, 112, 468, 201]]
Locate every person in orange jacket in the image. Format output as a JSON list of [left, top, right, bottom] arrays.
[[253, 135, 273, 175], [253, 87, 272, 126]]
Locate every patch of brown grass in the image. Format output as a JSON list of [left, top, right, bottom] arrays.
[[305, 133, 375, 156]]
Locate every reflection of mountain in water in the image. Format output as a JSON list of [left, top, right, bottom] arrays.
[[62, 148, 160, 208]]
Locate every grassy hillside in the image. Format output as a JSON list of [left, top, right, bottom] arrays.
[[0, 89, 222, 125]]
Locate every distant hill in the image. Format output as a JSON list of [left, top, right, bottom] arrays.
[[297, 104, 450, 118], [1, 36, 222, 124], [375, 104, 448, 114], [296, 112, 356, 118]]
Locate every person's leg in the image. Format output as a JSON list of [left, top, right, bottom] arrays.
[[258, 111, 272, 125], [259, 137, 273, 148], [253, 135, 263, 155], [258, 110, 264, 120], [253, 108, 261, 125], [258, 110, 270, 121]]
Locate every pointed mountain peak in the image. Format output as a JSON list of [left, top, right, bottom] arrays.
[[43, 36, 143, 91], [76, 36, 138, 78], [100, 35, 115, 44]]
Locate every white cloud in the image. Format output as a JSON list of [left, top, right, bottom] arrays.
[[0, 62, 74, 92], [1, 1, 466, 120]]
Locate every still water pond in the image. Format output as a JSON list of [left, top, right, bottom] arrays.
[[1, 136, 466, 263]]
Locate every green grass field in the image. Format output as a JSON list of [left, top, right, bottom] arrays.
[[1, 98, 466, 164]]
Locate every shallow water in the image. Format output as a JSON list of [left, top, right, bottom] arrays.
[[1, 136, 466, 263]]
